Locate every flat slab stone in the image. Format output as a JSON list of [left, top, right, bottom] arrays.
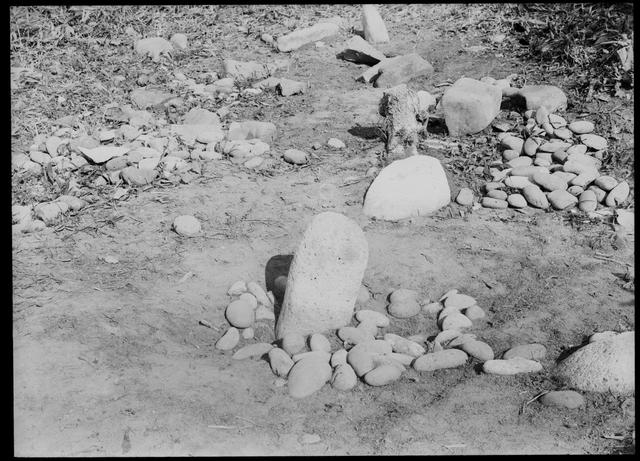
[[275, 212, 368, 339], [363, 155, 450, 221]]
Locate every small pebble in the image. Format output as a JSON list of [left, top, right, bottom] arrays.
[[327, 138, 346, 149], [503, 343, 547, 361], [567, 185, 584, 197], [292, 351, 331, 363], [355, 309, 390, 327], [330, 348, 348, 367], [331, 363, 358, 391], [337, 326, 374, 346], [547, 189, 578, 210], [507, 156, 532, 168], [173, 215, 201, 237], [504, 176, 532, 189], [241, 327, 254, 339], [484, 182, 504, 192], [463, 304, 486, 320], [281, 332, 306, 355], [502, 149, 520, 162], [482, 197, 508, 209], [593, 175, 618, 192], [309, 333, 332, 353], [232, 342, 273, 360], [540, 390, 585, 409], [458, 340, 494, 362], [486, 189, 508, 200], [287, 357, 332, 398], [254, 305, 275, 321], [440, 312, 473, 331], [247, 281, 272, 307], [423, 302, 443, 316], [522, 185, 549, 209], [383, 333, 426, 357], [347, 340, 392, 377], [605, 181, 630, 207], [578, 190, 598, 212], [579, 133, 607, 151], [507, 194, 527, 208], [283, 149, 308, 165], [456, 188, 474, 206], [568, 120, 594, 134], [364, 364, 403, 386], [268, 347, 295, 377]]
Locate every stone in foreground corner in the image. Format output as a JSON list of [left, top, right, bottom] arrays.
[[363, 155, 451, 220], [275, 212, 369, 339], [555, 331, 634, 395], [441, 77, 502, 137]]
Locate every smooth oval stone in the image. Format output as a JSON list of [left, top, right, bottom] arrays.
[[540, 390, 585, 409], [507, 156, 533, 168], [283, 148, 308, 165], [578, 190, 598, 212], [587, 185, 607, 203], [383, 333, 426, 357], [482, 197, 508, 209], [225, 299, 255, 328], [522, 185, 549, 209], [309, 333, 332, 353], [423, 302, 443, 316], [484, 182, 504, 192], [446, 333, 477, 348], [552, 171, 577, 183], [281, 332, 306, 355], [538, 140, 571, 153], [331, 363, 358, 391], [173, 215, 201, 237], [413, 349, 468, 371], [554, 127, 573, 140], [548, 189, 578, 210], [486, 189, 508, 200], [503, 343, 547, 360], [534, 106, 549, 125], [567, 185, 584, 196], [233, 342, 274, 360], [347, 340, 393, 376], [552, 150, 568, 163], [593, 175, 618, 191], [548, 113, 567, 128], [338, 326, 374, 345], [215, 327, 240, 350], [438, 304, 465, 321], [510, 166, 548, 178], [434, 329, 462, 345], [389, 352, 416, 366], [227, 280, 247, 296], [568, 120, 594, 134], [276, 212, 368, 339], [523, 137, 540, 156], [579, 134, 607, 151], [456, 187, 475, 206], [605, 181, 629, 207], [239, 293, 258, 310], [533, 158, 551, 167], [459, 340, 494, 361], [356, 319, 379, 337], [268, 348, 295, 377], [444, 293, 477, 309], [483, 358, 543, 375], [507, 194, 527, 208], [440, 312, 473, 331], [364, 364, 403, 386], [439, 288, 459, 301], [388, 299, 421, 318], [463, 304, 486, 320], [570, 171, 598, 188], [330, 348, 348, 367], [241, 327, 254, 339], [355, 309, 390, 327], [292, 351, 331, 363], [565, 144, 588, 157], [389, 288, 418, 303], [532, 171, 568, 191], [500, 135, 524, 153], [536, 152, 553, 163], [502, 149, 520, 162], [504, 175, 532, 189], [287, 357, 332, 398], [247, 281, 271, 306]]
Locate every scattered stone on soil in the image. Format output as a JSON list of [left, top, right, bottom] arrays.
[[215, 327, 240, 351], [276, 19, 340, 52], [482, 357, 543, 375], [413, 349, 468, 371], [539, 390, 586, 409], [172, 215, 201, 237]]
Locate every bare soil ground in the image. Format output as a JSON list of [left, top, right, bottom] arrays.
[[12, 4, 634, 456]]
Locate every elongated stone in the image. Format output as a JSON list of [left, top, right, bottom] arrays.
[[276, 212, 368, 339]]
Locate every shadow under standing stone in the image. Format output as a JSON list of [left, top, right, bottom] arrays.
[[500, 93, 526, 112], [348, 125, 383, 140], [265, 254, 294, 320]]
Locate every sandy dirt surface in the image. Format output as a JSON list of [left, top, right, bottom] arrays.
[[12, 4, 634, 456]]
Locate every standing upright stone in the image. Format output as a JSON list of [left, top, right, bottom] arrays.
[[275, 212, 369, 339], [362, 5, 390, 44], [441, 77, 502, 136]]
